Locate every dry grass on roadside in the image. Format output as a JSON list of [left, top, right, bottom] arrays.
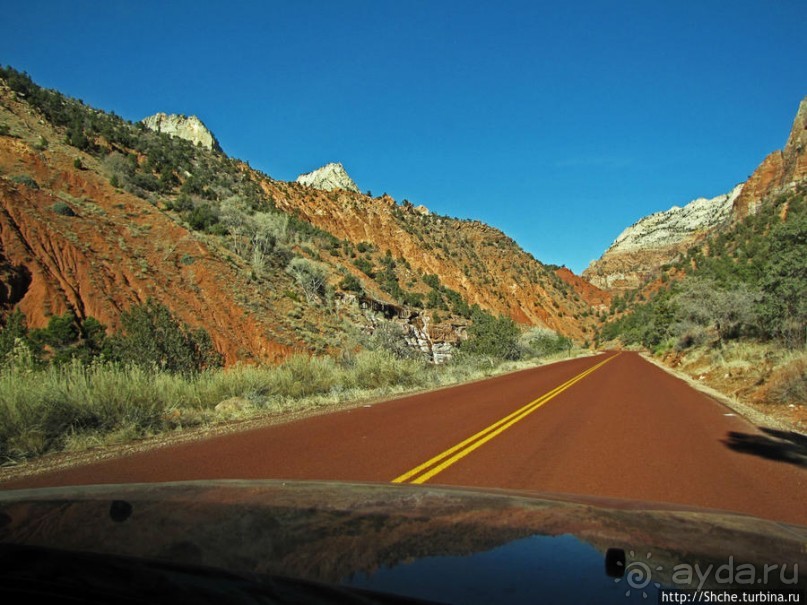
[[0, 348, 588, 465], [666, 341, 807, 422], [766, 356, 807, 405]]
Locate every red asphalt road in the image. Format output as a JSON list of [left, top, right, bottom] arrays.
[[3, 352, 806, 525]]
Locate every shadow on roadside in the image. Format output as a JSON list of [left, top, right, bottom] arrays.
[[723, 427, 807, 468]]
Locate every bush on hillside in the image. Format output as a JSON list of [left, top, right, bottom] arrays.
[[338, 273, 363, 294], [367, 321, 416, 360], [286, 257, 328, 303], [758, 212, 807, 348], [522, 328, 572, 357], [51, 201, 76, 216], [766, 357, 807, 405], [108, 299, 223, 374], [462, 310, 522, 360], [674, 278, 761, 344], [0, 309, 29, 361]]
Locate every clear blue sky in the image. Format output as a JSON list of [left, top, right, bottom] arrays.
[[2, 1, 805, 273]]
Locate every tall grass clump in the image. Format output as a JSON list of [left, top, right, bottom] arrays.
[[272, 355, 340, 399], [199, 363, 282, 404], [0, 358, 174, 460], [346, 350, 428, 391], [432, 351, 500, 385], [767, 356, 807, 405]]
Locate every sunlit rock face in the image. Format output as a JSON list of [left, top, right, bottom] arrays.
[[296, 162, 360, 193], [142, 112, 220, 151], [583, 185, 742, 292], [585, 95, 807, 293]]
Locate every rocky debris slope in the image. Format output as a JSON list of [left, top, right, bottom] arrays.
[[142, 112, 221, 151], [296, 162, 360, 193]]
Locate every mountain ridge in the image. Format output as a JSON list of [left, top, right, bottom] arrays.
[[583, 185, 743, 291], [0, 68, 600, 365], [585, 95, 807, 294]]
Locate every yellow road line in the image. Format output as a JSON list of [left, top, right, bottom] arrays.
[[392, 352, 620, 484]]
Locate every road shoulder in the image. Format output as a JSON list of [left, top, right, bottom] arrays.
[[639, 352, 800, 433]]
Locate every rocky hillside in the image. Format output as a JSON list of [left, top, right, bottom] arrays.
[[586, 95, 807, 294], [732, 96, 807, 219], [584, 185, 742, 291], [142, 112, 220, 151], [262, 182, 597, 340], [296, 162, 360, 193], [0, 68, 601, 365]]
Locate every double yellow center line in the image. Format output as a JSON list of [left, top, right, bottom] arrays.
[[392, 353, 620, 484]]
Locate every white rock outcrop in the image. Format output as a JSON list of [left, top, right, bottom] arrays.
[[296, 162, 360, 193], [583, 184, 745, 291], [604, 184, 744, 255], [141, 113, 220, 151]]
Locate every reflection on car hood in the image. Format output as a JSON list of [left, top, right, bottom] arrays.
[[0, 480, 805, 603]]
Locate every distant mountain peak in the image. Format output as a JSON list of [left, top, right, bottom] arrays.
[[141, 112, 220, 151], [585, 94, 807, 293], [606, 185, 743, 255], [583, 185, 743, 291], [296, 162, 360, 193], [785, 96, 807, 153]]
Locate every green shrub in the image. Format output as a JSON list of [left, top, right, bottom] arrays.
[[0, 309, 29, 361], [426, 289, 445, 309], [173, 194, 194, 212], [109, 299, 223, 374], [187, 203, 220, 232], [758, 212, 807, 348], [673, 278, 760, 344], [462, 310, 523, 360], [352, 257, 375, 278], [401, 291, 424, 308], [272, 355, 339, 398], [286, 257, 327, 302], [423, 274, 441, 289], [0, 360, 195, 459], [367, 322, 416, 360], [3, 310, 109, 367], [131, 171, 159, 192], [339, 273, 363, 293], [34, 312, 79, 348], [11, 174, 39, 189], [522, 329, 572, 357], [51, 201, 76, 216]]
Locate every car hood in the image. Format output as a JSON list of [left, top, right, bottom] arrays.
[[1, 480, 805, 603]]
